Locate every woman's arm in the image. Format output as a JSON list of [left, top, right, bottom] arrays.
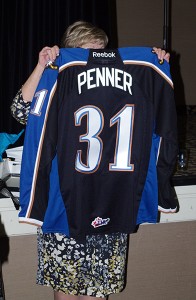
[[22, 46, 59, 102], [10, 46, 60, 124]]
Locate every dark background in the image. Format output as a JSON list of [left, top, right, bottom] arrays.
[[0, 0, 118, 134]]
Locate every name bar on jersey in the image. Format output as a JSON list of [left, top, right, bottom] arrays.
[[78, 67, 132, 94]]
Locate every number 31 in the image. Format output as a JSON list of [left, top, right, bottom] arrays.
[[75, 105, 134, 173]]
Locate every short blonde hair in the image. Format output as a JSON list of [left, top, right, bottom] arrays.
[[61, 20, 108, 48]]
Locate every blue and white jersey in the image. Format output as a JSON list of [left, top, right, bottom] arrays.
[[19, 47, 178, 238]]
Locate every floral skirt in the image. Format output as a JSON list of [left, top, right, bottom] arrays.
[[36, 229, 128, 298]]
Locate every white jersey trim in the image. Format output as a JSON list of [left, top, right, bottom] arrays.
[[19, 217, 43, 227], [158, 205, 177, 213], [59, 61, 87, 72]]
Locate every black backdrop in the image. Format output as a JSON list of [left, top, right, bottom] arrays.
[[0, 0, 117, 136]]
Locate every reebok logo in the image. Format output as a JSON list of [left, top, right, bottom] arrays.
[[92, 51, 116, 58]]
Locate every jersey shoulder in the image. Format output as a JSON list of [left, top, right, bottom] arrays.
[[118, 46, 172, 81], [58, 48, 89, 67]]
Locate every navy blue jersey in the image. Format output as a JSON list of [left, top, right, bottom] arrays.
[[19, 47, 178, 238]]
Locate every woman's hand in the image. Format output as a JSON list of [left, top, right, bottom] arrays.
[[38, 45, 60, 68], [152, 47, 170, 63]]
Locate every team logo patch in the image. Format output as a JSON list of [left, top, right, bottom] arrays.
[[91, 217, 110, 228]]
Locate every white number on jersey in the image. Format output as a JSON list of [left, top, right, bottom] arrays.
[[75, 105, 134, 173], [30, 90, 48, 116]]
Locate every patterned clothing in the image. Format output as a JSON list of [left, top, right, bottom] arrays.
[[11, 88, 128, 297], [37, 229, 128, 298], [10, 88, 31, 125]]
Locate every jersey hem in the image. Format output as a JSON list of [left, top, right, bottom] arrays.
[[158, 205, 177, 213], [18, 217, 43, 227], [42, 228, 70, 236], [136, 218, 158, 225]]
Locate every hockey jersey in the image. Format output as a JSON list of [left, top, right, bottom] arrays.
[[19, 47, 178, 238]]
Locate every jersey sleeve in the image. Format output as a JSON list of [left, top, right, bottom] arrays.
[[32, 85, 59, 217], [18, 65, 60, 226], [153, 62, 178, 212]]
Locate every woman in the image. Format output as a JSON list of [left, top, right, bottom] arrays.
[[11, 21, 171, 300]]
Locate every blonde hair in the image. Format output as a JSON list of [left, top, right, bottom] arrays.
[[61, 20, 108, 48]]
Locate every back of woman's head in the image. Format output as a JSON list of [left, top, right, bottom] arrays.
[[61, 20, 108, 48]]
